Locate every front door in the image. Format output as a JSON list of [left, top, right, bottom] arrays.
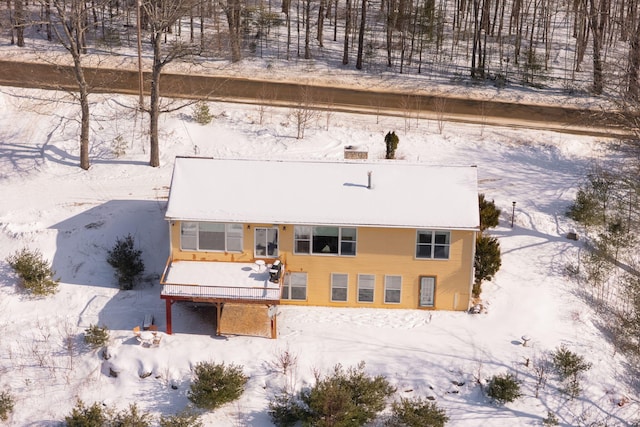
[[255, 227, 279, 258], [419, 276, 435, 308]]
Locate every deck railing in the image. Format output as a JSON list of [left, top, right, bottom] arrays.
[[161, 283, 282, 302]]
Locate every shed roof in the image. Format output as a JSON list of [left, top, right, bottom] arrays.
[[165, 157, 480, 230]]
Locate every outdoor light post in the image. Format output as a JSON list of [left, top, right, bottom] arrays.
[[511, 201, 516, 228]]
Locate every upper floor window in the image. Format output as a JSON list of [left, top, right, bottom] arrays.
[[294, 226, 357, 256], [416, 230, 450, 259], [180, 222, 243, 252]]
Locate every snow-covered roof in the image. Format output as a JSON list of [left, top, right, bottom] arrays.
[[165, 157, 480, 230]]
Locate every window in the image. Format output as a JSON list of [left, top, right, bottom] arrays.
[[180, 222, 243, 252], [294, 226, 357, 256], [255, 227, 278, 257], [416, 230, 450, 259], [384, 275, 402, 304], [331, 273, 348, 302], [419, 276, 436, 307], [282, 272, 307, 300], [357, 274, 375, 303]]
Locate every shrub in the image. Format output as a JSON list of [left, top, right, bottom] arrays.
[[268, 392, 303, 427], [6, 247, 59, 296], [193, 101, 213, 125], [84, 324, 110, 349], [566, 188, 601, 226], [159, 409, 203, 427], [385, 131, 400, 159], [474, 235, 502, 291], [486, 373, 521, 404], [479, 194, 501, 231], [542, 411, 559, 426], [300, 361, 396, 426], [551, 345, 591, 398], [386, 397, 449, 427], [112, 403, 152, 427], [107, 234, 145, 290], [64, 400, 107, 427], [188, 361, 248, 410], [0, 391, 15, 422], [551, 345, 592, 381]]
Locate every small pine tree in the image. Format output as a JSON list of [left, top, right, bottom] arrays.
[[6, 247, 59, 296], [107, 234, 144, 290], [474, 235, 502, 296], [479, 194, 501, 231], [486, 373, 521, 404], [0, 391, 15, 422], [84, 324, 110, 349], [566, 188, 601, 226], [385, 131, 400, 159], [64, 400, 107, 427], [551, 345, 591, 398], [300, 361, 396, 426], [159, 409, 203, 427], [112, 403, 152, 427], [268, 392, 303, 427], [192, 101, 213, 125], [387, 396, 449, 427], [188, 361, 248, 410]]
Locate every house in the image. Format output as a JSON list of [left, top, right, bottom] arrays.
[[160, 157, 480, 337]]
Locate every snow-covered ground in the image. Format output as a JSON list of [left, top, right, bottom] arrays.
[[0, 85, 637, 426]]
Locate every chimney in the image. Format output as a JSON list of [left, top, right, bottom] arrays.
[[367, 171, 372, 189]]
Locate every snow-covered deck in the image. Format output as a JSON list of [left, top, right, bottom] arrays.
[[160, 260, 282, 302]]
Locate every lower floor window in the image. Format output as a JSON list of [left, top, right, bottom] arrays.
[[357, 274, 375, 303], [384, 275, 402, 304], [282, 272, 307, 300], [331, 273, 348, 302]]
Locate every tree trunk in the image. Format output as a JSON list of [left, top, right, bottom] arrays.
[[317, 0, 325, 47], [343, 0, 351, 64], [223, 0, 242, 62], [304, 0, 311, 58], [356, 0, 366, 69], [627, 20, 640, 100], [14, 0, 25, 47], [149, 34, 162, 168]]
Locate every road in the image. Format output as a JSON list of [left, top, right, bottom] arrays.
[[0, 60, 624, 138]]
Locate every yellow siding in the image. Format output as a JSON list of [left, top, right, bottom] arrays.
[[168, 221, 475, 311]]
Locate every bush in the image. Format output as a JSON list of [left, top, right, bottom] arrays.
[[551, 345, 592, 381], [486, 373, 521, 404], [112, 403, 152, 427], [551, 345, 591, 398], [107, 234, 145, 290], [299, 361, 396, 426], [386, 397, 449, 427], [542, 411, 559, 426], [193, 101, 213, 125], [474, 235, 502, 291], [0, 391, 15, 422], [479, 194, 501, 231], [567, 188, 601, 226], [64, 400, 107, 427], [159, 409, 203, 427], [188, 361, 248, 410], [268, 392, 303, 427], [6, 247, 59, 296], [84, 324, 110, 349], [385, 131, 400, 159]]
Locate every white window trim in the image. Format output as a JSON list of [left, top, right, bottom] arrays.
[[357, 274, 375, 303], [180, 221, 243, 253], [416, 230, 451, 260], [254, 226, 279, 258], [384, 275, 402, 304], [294, 226, 357, 256], [331, 273, 349, 302], [282, 272, 307, 301]]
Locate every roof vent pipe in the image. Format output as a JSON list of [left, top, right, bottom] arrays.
[[367, 171, 372, 189]]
